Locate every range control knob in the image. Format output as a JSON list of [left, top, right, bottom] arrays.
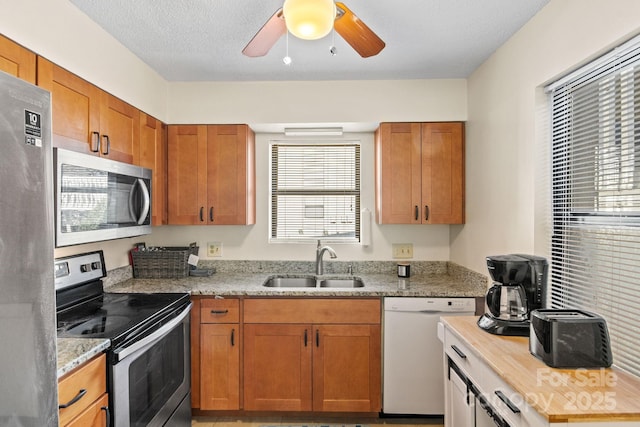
[[80, 263, 92, 272]]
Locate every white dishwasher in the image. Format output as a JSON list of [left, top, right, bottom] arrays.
[[383, 297, 476, 415]]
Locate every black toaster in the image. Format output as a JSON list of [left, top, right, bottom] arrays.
[[529, 309, 613, 368]]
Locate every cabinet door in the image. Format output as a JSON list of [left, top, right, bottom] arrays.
[[200, 324, 240, 410], [99, 93, 139, 164], [206, 124, 256, 224], [37, 57, 101, 153], [421, 122, 464, 224], [313, 324, 381, 412], [0, 35, 36, 83], [64, 394, 109, 427], [167, 125, 208, 224], [446, 365, 473, 427], [243, 323, 312, 411], [139, 113, 167, 225], [375, 123, 422, 224]]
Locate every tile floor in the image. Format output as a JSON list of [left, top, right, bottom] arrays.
[[192, 416, 444, 427]]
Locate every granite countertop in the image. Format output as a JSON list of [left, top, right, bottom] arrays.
[[105, 260, 488, 298], [57, 338, 110, 378]]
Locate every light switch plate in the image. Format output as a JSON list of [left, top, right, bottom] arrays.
[[392, 243, 413, 259], [207, 242, 223, 257]]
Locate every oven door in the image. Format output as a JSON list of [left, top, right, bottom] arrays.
[[111, 302, 191, 427]]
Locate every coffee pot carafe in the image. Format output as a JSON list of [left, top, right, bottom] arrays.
[[477, 254, 548, 336]]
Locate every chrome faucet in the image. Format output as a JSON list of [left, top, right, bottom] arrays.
[[315, 240, 337, 275]]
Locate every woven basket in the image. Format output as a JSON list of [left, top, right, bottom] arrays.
[[131, 244, 198, 278]]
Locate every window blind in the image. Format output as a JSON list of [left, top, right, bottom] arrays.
[[270, 142, 360, 242], [548, 34, 640, 377]]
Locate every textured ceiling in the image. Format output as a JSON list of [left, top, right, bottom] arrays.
[[69, 0, 549, 82]]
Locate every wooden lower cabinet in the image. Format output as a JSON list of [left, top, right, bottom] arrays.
[[243, 323, 312, 411], [58, 354, 109, 427], [197, 298, 241, 410], [243, 298, 382, 413]]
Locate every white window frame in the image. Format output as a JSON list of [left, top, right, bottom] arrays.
[[268, 140, 361, 243]]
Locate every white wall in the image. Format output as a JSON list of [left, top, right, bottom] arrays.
[[0, 0, 168, 120], [145, 132, 452, 262], [450, 0, 640, 274]]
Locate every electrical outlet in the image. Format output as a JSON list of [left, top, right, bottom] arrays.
[[392, 243, 413, 259], [207, 242, 223, 257]]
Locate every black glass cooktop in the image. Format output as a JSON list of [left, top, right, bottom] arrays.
[[57, 291, 190, 347]]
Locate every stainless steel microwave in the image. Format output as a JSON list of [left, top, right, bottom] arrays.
[[54, 148, 152, 247]]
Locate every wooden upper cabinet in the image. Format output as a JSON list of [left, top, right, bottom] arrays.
[[375, 122, 464, 224], [421, 122, 464, 224], [167, 124, 256, 225], [139, 113, 167, 225], [0, 35, 36, 83], [37, 57, 139, 163]]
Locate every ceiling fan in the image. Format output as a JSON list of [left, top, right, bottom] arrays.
[[242, 0, 385, 58]]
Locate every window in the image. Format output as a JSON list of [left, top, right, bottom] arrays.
[[548, 35, 640, 376], [270, 142, 360, 242]]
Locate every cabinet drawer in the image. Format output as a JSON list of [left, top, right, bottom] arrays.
[[64, 393, 109, 427], [444, 328, 482, 381], [244, 298, 381, 324], [201, 298, 240, 323], [58, 354, 107, 426]]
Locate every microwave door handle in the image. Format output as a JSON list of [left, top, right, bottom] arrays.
[[128, 179, 151, 225], [136, 179, 150, 225]]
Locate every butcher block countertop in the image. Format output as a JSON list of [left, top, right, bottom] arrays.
[[441, 316, 640, 423]]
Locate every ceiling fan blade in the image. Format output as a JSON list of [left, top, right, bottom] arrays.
[[242, 8, 286, 57], [334, 2, 385, 58]]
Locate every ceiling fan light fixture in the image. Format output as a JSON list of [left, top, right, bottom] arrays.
[[283, 0, 336, 40]]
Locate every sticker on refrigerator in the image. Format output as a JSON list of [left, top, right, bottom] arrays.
[[24, 110, 42, 147]]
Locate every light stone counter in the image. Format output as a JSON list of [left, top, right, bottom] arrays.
[[57, 338, 110, 378], [105, 260, 488, 298]]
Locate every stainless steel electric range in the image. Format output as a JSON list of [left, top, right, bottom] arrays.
[[55, 251, 192, 427]]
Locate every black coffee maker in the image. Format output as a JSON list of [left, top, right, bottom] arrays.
[[477, 254, 548, 336]]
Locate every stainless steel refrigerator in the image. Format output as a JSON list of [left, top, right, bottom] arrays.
[[0, 71, 58, 425]]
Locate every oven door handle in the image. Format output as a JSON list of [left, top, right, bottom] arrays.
[[114, 302, 192, 362]]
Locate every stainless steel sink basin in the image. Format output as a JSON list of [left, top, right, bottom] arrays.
[[319, 278, 364, 288], [263, 276, 364, 288], [263, 277, 317, 287]]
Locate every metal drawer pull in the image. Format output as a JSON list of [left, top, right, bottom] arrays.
[[101, 406, 111, 427], [90, 131, 100, 152], [231, 328, 235, 346], [210, 309, 229, 315], [495, 390, 521, 413], [58, 388, 87, 409], [451, 344, 467, 359]]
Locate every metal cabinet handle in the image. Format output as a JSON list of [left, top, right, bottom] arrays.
[[316, 329, 320, 347], [231, 328, 235, 346], [304, 329, 308, 347], [210, 309, 229, 315], [414, 205, 419, 221], [58, 388, 87, 409], [495, 390, 521, 413], [451, 345, 467, 359], [425, 205, 430, 221], [199, 207, 204, 222], [209, 207, 214, 222], [90, 131, 100, 152], [101, 406, 111, 427], [101, 135, 110, 155]]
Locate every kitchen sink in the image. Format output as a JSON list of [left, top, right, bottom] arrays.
[[263, 276, 364, 288], [263, 277, 317, 287], [319, 278, 364, 288]]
